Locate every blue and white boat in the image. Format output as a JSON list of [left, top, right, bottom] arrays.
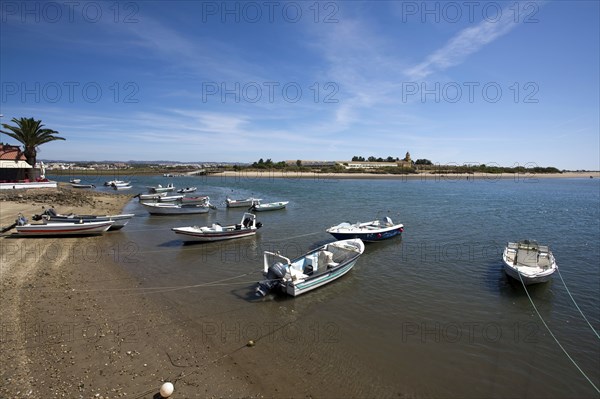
[[256, 239, 365, 297], [326, 217, 404, 242]]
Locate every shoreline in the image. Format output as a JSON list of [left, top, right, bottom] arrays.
[[210, 170, 600, 180], [0, 187, 264, 398]]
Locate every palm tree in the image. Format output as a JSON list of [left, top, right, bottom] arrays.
[[1, 117, 65, 166]]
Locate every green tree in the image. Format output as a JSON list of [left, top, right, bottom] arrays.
[[296, 159, 302, 167], [415, 159, 433, 165], [1, 117, 65, 166]]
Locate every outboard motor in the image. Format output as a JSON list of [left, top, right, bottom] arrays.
[[15, 214, 28, 226], [256, 222, 263, 229], [256, 261, 287, 296]]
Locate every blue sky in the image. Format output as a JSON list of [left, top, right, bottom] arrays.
[[1, 1, 598, 170]]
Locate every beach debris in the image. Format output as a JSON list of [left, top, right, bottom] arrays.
[[160, 382, 174, 398], [246, 340, 255, 347]]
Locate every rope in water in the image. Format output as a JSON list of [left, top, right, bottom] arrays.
[[517, 267, 600, 393], [555, 267, 600, 340], [71, 270, 263, 294]]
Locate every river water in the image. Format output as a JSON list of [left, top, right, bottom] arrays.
[[58, 173, 600, 397]]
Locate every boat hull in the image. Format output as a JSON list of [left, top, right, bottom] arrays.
[[152, 187, 174, 193], [44, 214, 134, 230], [138, 192, 167, 200], [172, 228, 257, 242], [327, 221, 404, 242], [285, 257, 359, 296], [226, 198, 260, 208], [71, 184, 95, 189], [252, 202, 289, 212], [142, 203, 209, 215], [16, 221, 113, 236], [502, 263, 555, 285]]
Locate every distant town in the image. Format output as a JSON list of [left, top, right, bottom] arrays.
[[41, 151, 567, 176]]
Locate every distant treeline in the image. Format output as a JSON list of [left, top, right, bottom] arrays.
[[419, 164, 562, 174]]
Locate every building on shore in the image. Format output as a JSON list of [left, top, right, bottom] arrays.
[[0, 143, 56, 189], [288, 152, 414, 170], [0, 143, 31, 181]]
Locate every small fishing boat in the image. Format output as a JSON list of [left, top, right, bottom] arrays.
[[111, 181, 131, 187], [138, 192, 167, 200], [157, 195, 185, 202], [502, 240, 558, 285], [251, 201, 289, 212], [177, 187, 197, 193], [34, 208, 134, 230], [71, 183, 95, 189], [148, 183, 175, 193], [15, 214, 113, 236], [172, 212, 262, 242], [69, 178, 81, 184], [113, 184, 132, 190], [326, 217, 404, 242], [181, 196, 210, 204], [104, 180, 125, 186], [256, 238, 365, 297], [141, 201, 211, 215], [226, 197, 261, 208]]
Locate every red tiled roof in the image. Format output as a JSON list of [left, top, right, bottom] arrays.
[[0, 144, 27, 161]]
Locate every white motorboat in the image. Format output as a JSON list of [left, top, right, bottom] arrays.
[[113, 184, 132, 190], [138, 192, 167, 200], [226, 197, 261, 208], [177, 187, 197, 193], [181, 196, 210, 204], [71, 183, 95, 189], [157, 195, 185, 202], [111, 181, 131, 187], [327, 217, 404, 242], [141, 201, 211, 215], [15, 214, 113, 236], [502, 240, 558, 285], [251, 201, 289, 212], [69, 178, 81, 184], [104, 180, 125, 186], [34, 208, 134, 230], [256, 239, 365, 297], [148, 183, 175, 193], [172, 212, 262, 242]]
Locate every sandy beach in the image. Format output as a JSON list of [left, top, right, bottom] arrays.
[[0, 186, 264, 398]]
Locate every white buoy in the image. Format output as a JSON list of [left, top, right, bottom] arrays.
[[160, 382, 174, 398]]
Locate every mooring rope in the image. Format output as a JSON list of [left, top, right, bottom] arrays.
[[555, 267, 600, 340], [517, 267, 600, 393]]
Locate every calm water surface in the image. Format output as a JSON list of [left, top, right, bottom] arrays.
[[60, 174, 600, 397]]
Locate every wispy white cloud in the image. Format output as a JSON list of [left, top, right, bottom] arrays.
[[404, 2, 541, 80]]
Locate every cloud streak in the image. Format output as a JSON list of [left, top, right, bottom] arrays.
[[404, 2, 540, 80]]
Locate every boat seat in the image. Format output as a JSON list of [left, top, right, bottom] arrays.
[[290, 267, 308, 281], [318, 250, 334, 268], [212, 223, 223, 232]]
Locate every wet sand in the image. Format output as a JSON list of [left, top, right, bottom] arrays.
[[0, 187, 265, 398]]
